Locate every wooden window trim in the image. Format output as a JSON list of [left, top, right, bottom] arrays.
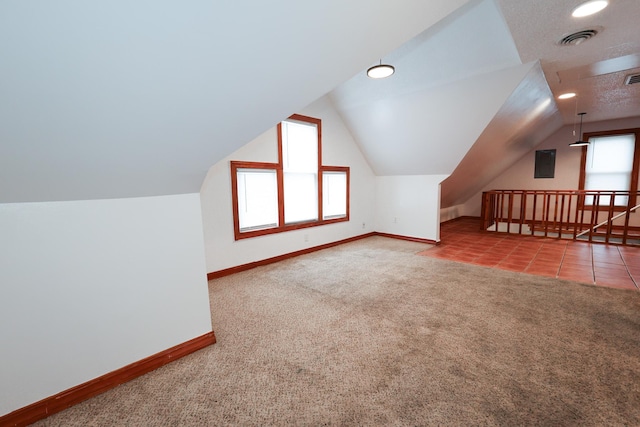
[[578, 128, 640, 211], [231, 114, 350, 240]]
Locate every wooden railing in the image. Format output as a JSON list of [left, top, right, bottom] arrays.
[[481, 190, 640, 245]]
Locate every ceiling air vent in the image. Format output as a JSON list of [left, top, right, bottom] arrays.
[[557, 29, 599, 46], [625, 73, 640, 85]]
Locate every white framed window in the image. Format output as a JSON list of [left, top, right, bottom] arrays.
[[230, 114, 350, 240], [583, 133, 637, 206], [236, 168, 279, 232], [322, 171, 347, 219], [282, 119, 319, 224]]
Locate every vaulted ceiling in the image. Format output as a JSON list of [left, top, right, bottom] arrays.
[[1, 0, 638, 205]]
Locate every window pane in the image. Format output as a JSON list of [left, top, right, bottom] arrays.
[[237, 169, 278, 231], [284, 172, 318, 223], [585, 134, 635, 206], [282, 120, 318, 173], [586, 135, 634, 173], [323, 171, 347, 219]]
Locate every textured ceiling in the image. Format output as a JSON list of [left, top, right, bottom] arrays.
[[497, 0, 640, 124]]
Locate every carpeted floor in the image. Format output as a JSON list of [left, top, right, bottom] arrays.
[[32, 236, 640, 426]]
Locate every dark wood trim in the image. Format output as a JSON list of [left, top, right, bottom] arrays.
[[441, 215, 481, 225], [0, 332, 216, 427], [230, 161, 281, 241], [231, 114, 351, 241], [207, 233, 375, 280], [373, 232, 439, 245], [320, 166, 351, 221], [206, 231, 439, 281]]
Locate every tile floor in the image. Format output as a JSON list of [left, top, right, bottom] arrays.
[[419, 217, 640, 291]]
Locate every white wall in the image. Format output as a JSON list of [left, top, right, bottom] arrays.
[[375, 175, 449, 242], [0, 194, 213, 416], [200, 95, 376, 273], [462, 116, 640, 217]]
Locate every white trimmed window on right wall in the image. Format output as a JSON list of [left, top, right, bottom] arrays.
[[579, 128, 640, 208]]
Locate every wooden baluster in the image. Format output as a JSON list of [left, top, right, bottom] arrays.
[[589, 193, 599, 243], [520, 191, 527, 235], [606, 192, 615, 243], [507, 192, 514, 233], [559, 193, 566, 239], [553, 192, 559, 238], [544, 193, 550, 237], [623, 193, 632, 245]]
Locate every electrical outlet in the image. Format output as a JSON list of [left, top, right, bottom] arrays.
[[394, 217, 398, 223], [362, 222, 365, 229], [304, 234, 309, 242]]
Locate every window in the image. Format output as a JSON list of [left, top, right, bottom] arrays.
[[579, 128, 640, 208], [231, 114, 349, 240], [282, 119, 319, 224], [236, 167, 279, 232], [322, 170, 348, 219]]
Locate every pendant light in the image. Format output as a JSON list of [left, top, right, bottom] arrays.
[[569, 112, 589, 147], [367, 60, 395, 79]]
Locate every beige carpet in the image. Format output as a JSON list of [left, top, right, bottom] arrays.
[[33, 236, 640, 426]]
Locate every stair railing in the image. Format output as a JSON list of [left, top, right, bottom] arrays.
[[481, 190, 640, 245]]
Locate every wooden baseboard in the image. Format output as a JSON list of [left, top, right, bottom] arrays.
[[373, 232, 439, 245], [207, 232, 438, 280], [207, 233, 376, 280], [1, 331, 216, 427], [441, 215, 481, 224]]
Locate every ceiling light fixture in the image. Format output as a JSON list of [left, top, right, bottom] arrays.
[[367, 60, 395, 79], [571, 0, 609, 18], [569, 112, 590, 147], [558, 92, 577, 99]]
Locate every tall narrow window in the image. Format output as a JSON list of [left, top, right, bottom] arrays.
[[282, 119, 319, 224], [230, 114, 350, 240]]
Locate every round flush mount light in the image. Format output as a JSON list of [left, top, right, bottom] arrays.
[[558, 92, 577, 99], [367, 61, 395, 79], [572, 0, 609, 17]]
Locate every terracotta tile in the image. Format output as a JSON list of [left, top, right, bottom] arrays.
[[526, 265, 560, 276], [562, 252, 592, 259], [593, 266, 629, 276], [528, 261, 562, 270], [472, 259, 500, 267], [561, 258, 593, 267], [475, 257, 507, 265], [498, 265, 527, 273], [595, 279, 638, 291], [561, 262, 594, 271], [625, 266, 640, 276], [558, 273, 594, 285], [436, 218, 640, 292], [534, 255, 564, 263], [504, 255, 536, 264], [524, 269, 557, 278], [593, 261, 626, 269], [621, 257, 640, 267]]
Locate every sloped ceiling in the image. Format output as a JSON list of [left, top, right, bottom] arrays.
[[441, 62, 563, 208], [329, 0, 535, 177], [0, 0, 470, 203]]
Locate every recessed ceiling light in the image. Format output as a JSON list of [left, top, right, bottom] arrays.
[[572, 0, 609, 18], [558, 92, 577, 99]]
